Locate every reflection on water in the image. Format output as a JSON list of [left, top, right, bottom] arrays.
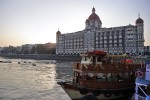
[[0, 57, 73, 100]]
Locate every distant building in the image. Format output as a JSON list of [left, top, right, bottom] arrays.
[[56, 7, 144, 55], [21, 44, 35, 54], [15, 46, 22, 54], [44, 42, 56, 49]]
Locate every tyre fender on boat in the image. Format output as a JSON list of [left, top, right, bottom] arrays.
[[103, 90, 112, 98], [80, 88, 88, 95], [92, 90, 101, 96]]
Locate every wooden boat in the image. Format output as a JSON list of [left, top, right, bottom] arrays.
[[58, 50, 144, 100]]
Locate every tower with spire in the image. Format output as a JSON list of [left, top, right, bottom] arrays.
[[56, 28, 63, 54], [135, 14, 144, 54]]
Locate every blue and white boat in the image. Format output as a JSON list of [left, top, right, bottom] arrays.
[[135, 61, 150, 100]]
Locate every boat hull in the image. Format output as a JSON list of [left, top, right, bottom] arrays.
[[58, 82, 134, 100]]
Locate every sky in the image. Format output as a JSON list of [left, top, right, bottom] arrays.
[[0, 0, 150, 47]]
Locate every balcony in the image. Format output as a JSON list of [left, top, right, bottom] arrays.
[[78, 79, 134, 89], [73, 62, 142, 73], [136, 39, 145, 42]]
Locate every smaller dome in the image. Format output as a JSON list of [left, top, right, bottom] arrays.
[[56, 30, 61, 35], [136, 17, 144, 24], [86, 19, 89, 23]]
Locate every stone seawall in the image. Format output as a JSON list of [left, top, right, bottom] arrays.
[[0, 54, 81, 62]]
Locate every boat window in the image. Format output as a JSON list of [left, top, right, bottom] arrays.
[[82, 57, 91, 62], [82, 57, 87, 61], [90, 57, 92, 62], [97, 57, 102, 62], [93, 56, 96, 65]]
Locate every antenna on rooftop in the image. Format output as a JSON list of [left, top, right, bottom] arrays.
[[138, 12, 140, 18]]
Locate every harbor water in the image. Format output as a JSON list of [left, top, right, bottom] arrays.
[[0, 57, 73, 100]]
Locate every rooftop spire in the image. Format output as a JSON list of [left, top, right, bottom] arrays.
[[138, 13, 140, 18], [92, 7, 95, 13]]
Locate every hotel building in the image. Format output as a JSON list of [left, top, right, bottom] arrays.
[[56, 7, 144, 55]]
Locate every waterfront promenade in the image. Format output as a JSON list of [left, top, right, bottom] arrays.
[[0, 53, 81, 61]]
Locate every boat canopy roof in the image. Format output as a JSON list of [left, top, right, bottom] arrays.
[[80, 50, 107, 57], [106, 54, 129, 58], [136, 78, 150, 86]]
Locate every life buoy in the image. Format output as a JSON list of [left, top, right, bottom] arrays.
[[92, 90, 101, 96], [80, 88, 88, 95], [103, 90, 112, 98]]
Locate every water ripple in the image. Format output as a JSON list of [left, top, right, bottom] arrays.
[[0, 57, 72, 100]]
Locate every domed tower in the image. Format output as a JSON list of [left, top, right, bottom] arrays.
[[135, 14, 144, 35], [136, 17, 144, 25], [56, 29, 61, 44], [56, 29, 61, 54], [85, 7, 102, 29], [56, 29, 61, 36], [135, 14, 145, 54], [135, 14, 144, 28]]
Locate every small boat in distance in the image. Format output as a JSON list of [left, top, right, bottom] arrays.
[[58, 50, 145, 100], [32, 63, 36, 66]]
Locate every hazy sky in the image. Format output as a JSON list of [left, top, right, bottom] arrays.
[[0, 0, 150, 47]]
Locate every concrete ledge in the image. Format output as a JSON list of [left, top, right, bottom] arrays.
[[0, 53, 81, 62]]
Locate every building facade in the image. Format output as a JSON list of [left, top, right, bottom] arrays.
[[56, 7, 145, 55]]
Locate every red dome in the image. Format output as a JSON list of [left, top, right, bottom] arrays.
[[87, 7, 101, 22], [136, 17, 144, 24], [88, 13, 100, 21], [56, 30, 61, 35]]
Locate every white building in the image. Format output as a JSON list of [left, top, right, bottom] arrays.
[[56, 7, 144, 55]]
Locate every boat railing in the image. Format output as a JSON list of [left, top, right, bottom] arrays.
[[74, 62, 142, 72], [78, 79, 134, 89]]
